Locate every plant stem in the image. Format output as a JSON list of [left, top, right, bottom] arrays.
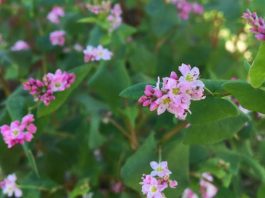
[[0, 68, 10, 96], [160, 122, 188, 143], [22, 144, 40, 177], [124, 116, 139, 150], [109, 118, 130, 139]]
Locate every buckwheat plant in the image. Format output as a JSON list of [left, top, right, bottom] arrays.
[[47, 6, 65, 24], [140, 161, 178, 198], [0, 174, 22, 197], [0, 114, 37, 148], [182, 188, 198, 198], [138, 64, 205, 120], [24, 69, 75, 106], [243, 9, 265, 41], [167, 0, 204, 20], [83, 45, 113, 63], [49, 30, 66, 46], [10, 40, 30, 51]]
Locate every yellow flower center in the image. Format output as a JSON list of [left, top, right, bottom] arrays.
[[151, 186, 157, 193], [162, 98, 171, 105], [13, 130, 19, 136], [55, 82, 61, 87], [186, 74, 193, 82], [156, 166, 163, 172], [172, 88, 180, 95]]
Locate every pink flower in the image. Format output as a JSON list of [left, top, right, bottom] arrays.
[[140, 161, 178, 197], [47, 6, 65, 24], [200, 173, 218, 198], [86, 1, 111, 14], [45, 69, 75, 92], [107, 4, 122, 32], [0, 174, 22, 197], [182, 188, 198, 198], [140, 175, 165, 198], [243, 9, 265, 41], [24, 69, 75, 106], [23, 78, 55, 105], [138, 63, 205, 120], [83, 45, 112, 63], [169, 180, 178, 188], [0, 114, 37, 148], [170, 0, 204, 20], [49, 30, 65, 46], [150, 161, 172, 178], [11, 40, 30, 51], [138, 85, 162, 111], [192, 3, 204, 14]]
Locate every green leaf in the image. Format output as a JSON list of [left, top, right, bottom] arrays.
[[121, 133, 157, 192], [187, 97, 239, 124], [119, 82, 147, 100], [89, 116, 106, 150], [6, 87, 26, 120], [117, 24, 137, 43], [75, 94, 109, 114], [249, 43, 265, 88], [258, 185, 265, 198], [223, 81, 265, 113], [202, 79, 229, 96], [69, 178, 90, 198], [20, 173, 60, 193], [145, 0, 179, 36], [241, 154, 265, 183], [128, 44, 157, 75], [78, 17, 98, 23], [89, 61, 131, 108], [183, 113, 248, 144], [164, 141, 189, 197], [37, 64, 92, 117]]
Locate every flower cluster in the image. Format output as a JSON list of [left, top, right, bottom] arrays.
[[243, 9, 265, 41], [83, 45, 112, 63], [200, 173, 218, 198], [107, 4, 123, 32], [47, 6, 65, 24], [182, 173, 218, 198], [86, 1, 111, 14], [50, 30, 66, 46], [0, 114, 37, 148], [11, 40, 30, 51], [182, 188, 198, 198], [140, 161, 178, 198], [138, 64, 205, 120], [23, 69, 75, 106], [168, 0, 204, 20], [0, 174, 22, 197]]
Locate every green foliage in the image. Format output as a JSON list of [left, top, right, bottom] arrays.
[[183, 113, 248, 144], [249, 43, 265, 88], [37, 64, 92, 117], [0, 0, 265, 197], [121, 133, 156, 192], [224, 81, 265, 113], [187, 97, 239, 124], [119, 83, 148, 100]]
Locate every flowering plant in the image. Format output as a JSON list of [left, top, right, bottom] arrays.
[[0, 0, 265, 198]]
